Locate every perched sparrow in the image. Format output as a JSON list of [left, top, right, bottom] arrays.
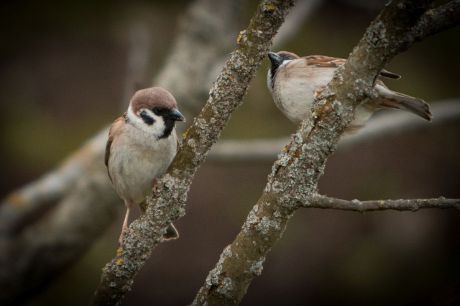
[[267, 51, 431, 130], [105, 87, 185, 243]]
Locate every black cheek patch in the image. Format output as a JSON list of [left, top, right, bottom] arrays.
[[140, 111, 155, 125]]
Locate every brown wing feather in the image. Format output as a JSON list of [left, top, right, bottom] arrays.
[[105, 116, 125, 181], [303, 55, 401, 79]]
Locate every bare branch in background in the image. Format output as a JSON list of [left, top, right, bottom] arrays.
[[0, 0, 319, 238], [92, 1, 295, 304], [192, 1, 460, 304], [208, 99, 460, 162], [0, 129, 108, 235], [273, 0, 323, 46], [121, 20, 152, 108], [308, 195, 460, 211]]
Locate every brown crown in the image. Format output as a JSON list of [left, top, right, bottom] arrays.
[[130, 87, 177, 113]]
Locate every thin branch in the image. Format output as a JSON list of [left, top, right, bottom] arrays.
[[0, 129, 108, 235], [273, 0, 323, 46], [307, 195, 460, 212], [121, 19, 152, 108], [92, 1, 295, 305], [193, 1, 448, 305], [208, 99, 460, 162]]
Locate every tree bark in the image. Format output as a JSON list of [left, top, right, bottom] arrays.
[[192, 1, 460, 305], [0, 0, 244, 304], [92, 1, 295, 305]]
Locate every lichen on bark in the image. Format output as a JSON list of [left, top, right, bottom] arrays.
[[192, 1, 460, 305], [92, 1, 294, 305]]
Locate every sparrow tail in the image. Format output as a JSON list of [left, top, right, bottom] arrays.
[[377, 87, 432, 121]]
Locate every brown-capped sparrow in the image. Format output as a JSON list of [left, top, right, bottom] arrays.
[[267, 51, 431, 130], [105, 87, 185, 244]]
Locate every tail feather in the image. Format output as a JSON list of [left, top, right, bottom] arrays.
[[376, 86, 432, 121]]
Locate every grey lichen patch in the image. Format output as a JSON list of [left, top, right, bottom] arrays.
[[366, 20, 389, 48], [255, 216, 280, 235], [222, 245, 233, 258], [242, 206, 260, 233], [216, 277, 234, 298], [248, 257, 266, 276], [204, 245, 234, 299]]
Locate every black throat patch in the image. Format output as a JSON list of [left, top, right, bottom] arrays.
[[160, 119, 175, 139], [269, 68, 277, 89]]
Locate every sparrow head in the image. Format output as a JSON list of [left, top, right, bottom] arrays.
[[127, 87, 185, 139], [267, 51, 299, 90]]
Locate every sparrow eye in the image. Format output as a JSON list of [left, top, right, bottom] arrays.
[[152, 107, 163, 115], [140, 110, 155, 125]]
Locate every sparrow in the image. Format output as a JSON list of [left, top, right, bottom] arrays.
[[105, 87, 185, 244], [267, 51, 431, 130]]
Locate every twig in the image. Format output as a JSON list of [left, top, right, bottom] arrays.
[[307, 195, 460, 211], [92, 1, 295, 305]]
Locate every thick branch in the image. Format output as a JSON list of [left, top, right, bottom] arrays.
[[193, 1, 444, 305], [92, 1, 294, 305], [308, 195, 460, 212]]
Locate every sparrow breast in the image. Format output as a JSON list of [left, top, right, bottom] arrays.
[[108, 123, 177, 204]]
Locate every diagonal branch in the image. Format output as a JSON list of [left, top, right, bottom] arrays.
[[192, 1, 460, 305], [0, 0, 244, 304], [92, 1, 295, 305], [307, 195, 460, 212], [410, 0, 460, 42]]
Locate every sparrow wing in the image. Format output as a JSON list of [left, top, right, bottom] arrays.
[[304, 55, 401, 79], [105, 116, 125, 181]]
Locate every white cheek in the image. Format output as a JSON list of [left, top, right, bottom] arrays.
[[127, 106, 166, 138], [150, 114, 165, 137]]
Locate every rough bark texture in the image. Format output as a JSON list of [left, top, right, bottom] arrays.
[[308, 195, 460, 211], [0, 0, 243, 304], [192, 1, 460, 305], [92, 1, 294, 305]]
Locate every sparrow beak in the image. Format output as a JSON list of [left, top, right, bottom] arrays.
[[268, 52, 282, 66], [168, 108, 186, 122]]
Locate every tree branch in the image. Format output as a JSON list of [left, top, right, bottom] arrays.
[[410, 0, 460, 42], [92, 1, 294, 305], [0, 0, 244, 304], [308, 195, 460, 211], [0, 0, 321, 237], [208, 99, 460, 162], [192, 1, 457, 304]]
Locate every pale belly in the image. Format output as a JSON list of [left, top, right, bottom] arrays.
[[108, 133, 176, 204], [273, 73, 372, 127], [274, 76, 317, 123]]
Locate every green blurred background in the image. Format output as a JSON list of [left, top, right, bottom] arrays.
[[1, 0, 459, 305]]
